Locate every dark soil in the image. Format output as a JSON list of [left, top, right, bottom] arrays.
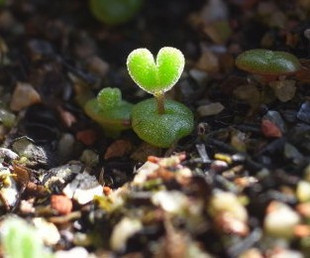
[[0, 0, 310, 257]]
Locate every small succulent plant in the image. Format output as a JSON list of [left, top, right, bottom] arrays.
[[235, 49, 301, 103], [127, 47, 194, 148], [89, 0, 143, 25], [84, 87, 133, 137], [235, 49, 301, 77], [1, 217, 52, 258]]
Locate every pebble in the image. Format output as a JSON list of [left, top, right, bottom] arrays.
[[43, 161, 84, 190], [0, 108, 16, 128], [10, 82, 41, 111], [269, 80, 296, 102], [104, 139, 132, 160], [62, 171, 103, 205], [0, 148, 19, 160], [209, 190, 248, 222], [296, 181, 310, 203], [195, 49, 220, 73], [261, 119, 282, 138], [85, 55, 109, 78], [80, 149, 99, 167], [189, 68, 209, 87], [264, 201, 300, 239], [152, 190, 189, 213], [55, 247, 90, 258], [110, 217, 142, 252], [297, 101, 310, 124], [12, 137, 48, 166], [264, 110, 286, 133], [32, 217, 61, 245], [197, 102, 225, 117], [57, 133, 76, 161], [51, 195, 73, 215]]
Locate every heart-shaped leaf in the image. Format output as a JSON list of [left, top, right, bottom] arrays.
[[126, 47, 185, 94]]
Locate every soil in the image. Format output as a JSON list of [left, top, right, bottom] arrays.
[[0, 0, 310, 257]]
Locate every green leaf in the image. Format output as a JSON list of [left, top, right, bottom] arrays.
[[131, 98, 194, 147], [235, 49, 301, 76], [126, 47, 185, 94], [97, 87, 122, 109], [1, 217, 52, 258], [84, 87, 133, 137]]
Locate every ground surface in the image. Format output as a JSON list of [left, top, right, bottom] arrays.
[[0, 0, 310, 257]]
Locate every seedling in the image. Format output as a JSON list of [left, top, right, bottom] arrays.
[[1, 217, 52, 258], [89, 0, 143, 25], [235, 49, 301, 80], [84, 87, 133, 137], [235, 49, 301, 104], [127, 47, 194, 148]]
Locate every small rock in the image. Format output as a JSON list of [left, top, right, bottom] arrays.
[[239, 248, 263, 258], [269, 80, 296, 102], [209, 190, 248, 222], [189, 69, 209, 87], [80, 149, 99, 167], [197, 102, 224, 117], [43, 161, 84, 190], [51, 195, 73, 215], [57, 133, 76, 161], [85, 55, 109, 78], [297, 101, 310, 124], [0, 148, 19, 160], [284, 143, 303, 164], [133, 161, 159, 185], [12, 137, 48, 166], [196, 49, 219, 73], [0, 109, 16, 128], [261, 119, 282, 138], [264, 110, 286, 133], [104, 139, 132, 159], [62, 171, 103, 205], [264, 201, 300, 239], [110, 217, 142, 252], [76, 129, 97, 146], [267, 248, 303, 258], [10, 82, 41, 111], [152, 190, 189, 213], [55, 247, 90, 258], [296, 181, 310, 203], [57, 106, 77, 128], [32, 217, 61, 245]]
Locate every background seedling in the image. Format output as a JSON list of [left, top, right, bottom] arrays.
[[127, 47, 194, 147], [235, 49, 301, 80], [84, 87, 133, 137], [235, 49, 301, 104], [89, 0, 143, 25], [1, 217, 53, 258]]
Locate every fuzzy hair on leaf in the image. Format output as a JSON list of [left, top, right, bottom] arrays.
[[126, 47, 185, 94]]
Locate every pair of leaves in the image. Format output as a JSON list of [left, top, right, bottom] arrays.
[[127, 47, 185, 94]]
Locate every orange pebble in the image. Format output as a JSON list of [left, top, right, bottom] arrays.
[[261, 119, 282, 138], [51, 195, 73, 215], [103, 186, 112, 195], [76, 129, 97, 145]]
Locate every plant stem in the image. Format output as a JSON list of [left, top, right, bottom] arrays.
[[155, 92, 165, 114]]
